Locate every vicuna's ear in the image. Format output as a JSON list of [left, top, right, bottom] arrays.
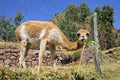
[[74, 33, 80, 41]]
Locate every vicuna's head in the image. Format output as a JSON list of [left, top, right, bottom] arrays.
[[76, 29, 89, 42]]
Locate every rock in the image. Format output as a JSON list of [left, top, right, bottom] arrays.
[[47, 55, 51, 59], [9, 63, 17, 67], [11, 52, 18, 57], [0, 52, 4, 55], [4, 50, 10, 53], [10, 56, 17, 60], [0, 55, 6, 60], [34, 53, 39, 58], [26, 57, 32, 62], [0, 60, 4, 64], [5, 52, 11, 56], [32, 60, 38, 67], [28, 54, 34, 58], [11, 59, 19, 64], [4, 59, 11, 65], [26, 61, 32, 67]]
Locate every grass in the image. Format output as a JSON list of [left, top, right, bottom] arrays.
[[0, 62, 120, 80], [0, 41, 120, 80], [0, 41, 19, 49]]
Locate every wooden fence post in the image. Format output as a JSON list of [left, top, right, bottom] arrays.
[[93, 12, 101, 75]]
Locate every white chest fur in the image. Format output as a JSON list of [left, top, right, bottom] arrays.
[[47, 28, 63, 44]]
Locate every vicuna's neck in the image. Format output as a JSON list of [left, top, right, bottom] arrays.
[[61, 37, 84, 51]]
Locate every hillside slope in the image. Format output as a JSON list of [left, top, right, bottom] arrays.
[[51, 3, 120, 50]]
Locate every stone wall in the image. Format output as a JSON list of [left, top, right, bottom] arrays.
[[0, 49, 93, 67], [0, 49, 63, 67]]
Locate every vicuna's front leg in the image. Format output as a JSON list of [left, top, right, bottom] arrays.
[[38, 39, 47, 72], [19, 40, 31, 68]]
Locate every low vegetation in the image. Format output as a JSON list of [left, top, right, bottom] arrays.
[[0, 2, 120, 80], [0, 41, 19, 49], [0, 61, 120, 80], [0, 41, 120, 80]]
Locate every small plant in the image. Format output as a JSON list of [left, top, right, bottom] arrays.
[[71, 71, 84, 80], [78, 39, 96, 67]]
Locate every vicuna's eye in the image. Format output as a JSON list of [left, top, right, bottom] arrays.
[[86, 33, 89, 36], [77, 33, 80, 37]]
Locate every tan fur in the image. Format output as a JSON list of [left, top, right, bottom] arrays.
[[15, 21, 56, 41], [15, 21, 89, 72]]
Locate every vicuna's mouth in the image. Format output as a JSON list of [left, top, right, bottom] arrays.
[[81, 38, 86, 42], [81, 39, 84, 42]]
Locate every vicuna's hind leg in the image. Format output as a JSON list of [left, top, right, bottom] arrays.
[[19, 39, 31, 68], [49, 45, 56, 65], [38, 39, 47, 72]]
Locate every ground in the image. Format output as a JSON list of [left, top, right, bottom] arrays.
[[0, 41, 120, 80]]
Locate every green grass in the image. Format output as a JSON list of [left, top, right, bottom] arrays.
[[0, 41, 19, 49], [0, 41, 120, 80], [0, 62, 120, 80]]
